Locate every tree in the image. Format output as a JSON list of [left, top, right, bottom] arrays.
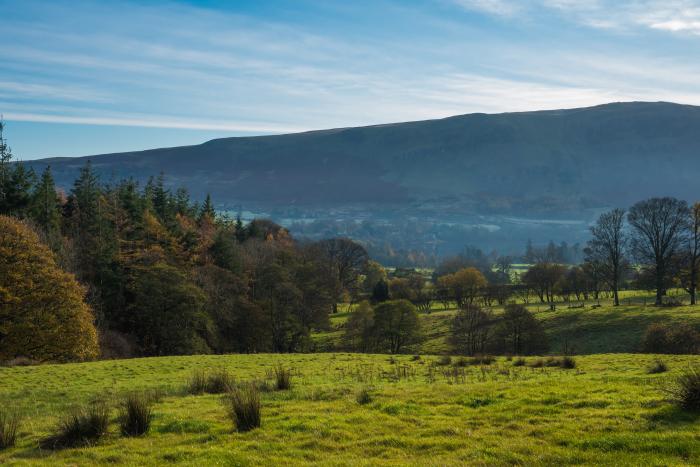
[[372, 300, 421, 354], [490, 304, 548, 355], [125, 261, 211, 356], [0, 216, 98, 362], [449, 305, 493, 356], [372, 279, 390, 303], [681, 203, 700, 305], [521, 263, 566, 309], [628, 197, 690, 305], [199, 193, 215, 222], [585, 209, 627, 306], [343, 300, 375, 352], [313, 238, 369, 312], [439, 267, 488, 307], [30, 166, 62, 237]]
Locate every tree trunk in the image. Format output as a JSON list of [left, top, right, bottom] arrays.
[[613, 287, 619, 306], [655, 268, 664, 306]]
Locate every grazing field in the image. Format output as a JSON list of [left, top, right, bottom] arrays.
[[314, 299, 700, 355], [1, 353, 699, 465]]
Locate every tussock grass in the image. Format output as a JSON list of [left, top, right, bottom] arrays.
[[0, 411, 21, 449], [665, 366, 700, 411], [119, 393, 153, 436], [224, 385, 261, 432], [648, 359, 668, 374], [273, 365, 292, 391], [187, 369, 236, 394], [356, 387, 373, 405], [42, 402, 109, 449]]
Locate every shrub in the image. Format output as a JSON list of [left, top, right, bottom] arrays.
[[42, 403, 109, 449], [273, 365, 292, 391], [642, 323, 700, 354], [119, 393, 153, 436], [224, 385, 261, 432], [356, 387, 373, 405], [647, 359, 668, 374], [0, 411, 21, 449], [665, 366, 700, 411]]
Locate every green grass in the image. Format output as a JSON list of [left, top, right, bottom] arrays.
[[318, 298, 700, 355], [1, 353, 700, 465]]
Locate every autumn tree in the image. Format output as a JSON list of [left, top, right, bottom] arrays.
[[0, 215, 98, 362], [628, 197, 689, 305], [439, 267, 488, 307]]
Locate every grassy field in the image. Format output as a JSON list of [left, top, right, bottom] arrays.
[[1, 353, 699, 465], [314, 295, 700, 355]]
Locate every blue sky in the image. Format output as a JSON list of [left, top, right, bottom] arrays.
[[3, 0, 700, 159]]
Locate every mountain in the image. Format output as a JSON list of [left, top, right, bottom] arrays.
[[30, 101, 700, 213], [26, 101, 700, 262]]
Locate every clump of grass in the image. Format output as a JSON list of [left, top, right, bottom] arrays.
[[411, 355, 421, 361], [224, 385, 261, 432], [648, 359, 668, 374], [437, 356, 452, 366], [187, 370, 208, 395], [665, 366, 700, 412], [453, 357, 469, 367], [187, 369, 236, 394], [273, 365, 292, 391], [119, 393, 154, 436], [356, 387, 373, 405], [471, 355, 495, 366], [0, 411, 21, 449], [207, 369, 236, 394], [42, 403, 109, 449], [513, 358, 527, 367]]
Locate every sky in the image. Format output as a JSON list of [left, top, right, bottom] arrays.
[[3, 0, 700, 160]]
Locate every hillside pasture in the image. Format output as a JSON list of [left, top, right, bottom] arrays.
[[1, 353, 699, 465]]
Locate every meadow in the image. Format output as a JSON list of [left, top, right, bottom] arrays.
[[1, 352, 699, 465], [314, 292, 700, 355]]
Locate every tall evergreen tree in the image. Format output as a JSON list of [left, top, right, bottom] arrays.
[[199, 193, 215, 221], [31, 166, 62, 236]]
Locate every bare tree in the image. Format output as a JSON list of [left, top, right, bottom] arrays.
[[585, 209, 627, 306], [313, 238, 369, 313], [628, 198, 690, 306], [682, 203, 700, 305]]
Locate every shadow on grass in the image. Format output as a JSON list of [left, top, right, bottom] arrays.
[[646, 404, 700, 427]]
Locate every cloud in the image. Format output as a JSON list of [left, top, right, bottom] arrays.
[[450, 0, 700, 35]]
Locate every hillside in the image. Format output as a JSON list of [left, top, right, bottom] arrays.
[[28, 102, 700, 213], [1, 353, 698, 465], [25, 101, 700, 257]]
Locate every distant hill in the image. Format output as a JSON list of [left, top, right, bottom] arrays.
[[28, 101, 700, 215]]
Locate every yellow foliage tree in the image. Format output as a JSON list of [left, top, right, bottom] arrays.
[[0, 215, 98, 362]]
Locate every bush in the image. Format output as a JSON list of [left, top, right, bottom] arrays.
[[273, 365, 292, 391], [356, 387, 373, 405], [224, 385, 261, 432], [119, 393, 153, 436], [0, 411, 21, 449], [665, 366, 700, 411], [642, 323, 700, 354], [647, 359, 668, 374], [42, 403, 109, 449]]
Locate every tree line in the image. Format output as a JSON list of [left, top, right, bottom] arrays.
[[0, 122, 372, 361]]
